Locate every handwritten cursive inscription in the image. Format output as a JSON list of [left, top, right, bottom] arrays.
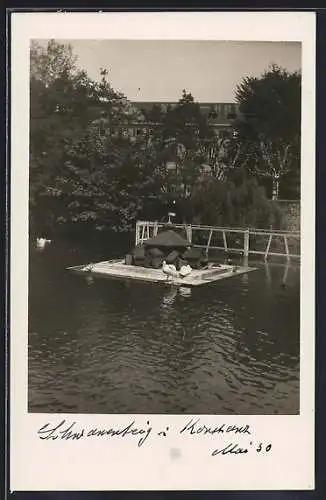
[[38, 420, 84, 441], [212, 442, 248, 456], [38, 419, 153, 447], [87, 420, 153, 447], [180, 418, 251, 436], [36, 418, 272, 457]]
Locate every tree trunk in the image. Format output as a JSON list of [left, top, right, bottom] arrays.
[[272, 176, 279, 200]]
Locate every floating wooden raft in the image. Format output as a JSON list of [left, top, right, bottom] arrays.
[[67, 259, 257, 287]]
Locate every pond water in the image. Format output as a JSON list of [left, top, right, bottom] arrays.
[[28, 238, 300, 414]]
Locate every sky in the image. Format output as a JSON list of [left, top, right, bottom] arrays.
[[49, 39, 301, 103]]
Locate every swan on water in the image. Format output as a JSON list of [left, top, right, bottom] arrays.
[[36, 237, 51, 249], [162, 260, 178, 281]]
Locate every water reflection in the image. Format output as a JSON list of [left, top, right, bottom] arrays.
[[28, 241, 300, 415], [264, 262, 272, 285], [161, 285, 192, 307], [85, 275, 95, 286], [162, 286, 178, 307], [282, 261, 290, 287], [179, 286, 192, 298]]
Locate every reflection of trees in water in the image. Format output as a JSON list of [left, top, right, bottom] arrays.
[[29, 269, 100, 359], [217, 264, 300, 368], [79, 282, 204, 398], [157, 287, 235, 387], [152, 266, 299, 380], [128, 286, 200, 386], [108, 271, 297, 381]]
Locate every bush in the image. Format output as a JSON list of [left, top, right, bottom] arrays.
[[188, 177, 284, 229]]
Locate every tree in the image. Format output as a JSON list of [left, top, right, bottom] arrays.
[[50, 125, 162, 232], [30, 41, 102, 231], [202, 134, 250, 181], [235, 64, 301, 199], [30, 40, 78, 87], [153, 90, 215, 205], [147, 103, 164, 123], [29, 40, 162, 235]]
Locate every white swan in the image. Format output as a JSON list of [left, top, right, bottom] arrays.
[[36, 237, 51, 249], [83, 263, 94, 272], [179, 264, 192, 278], [162, 260, 178, 281]]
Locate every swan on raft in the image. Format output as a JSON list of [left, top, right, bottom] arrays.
[[162, 261, 178, 281], [179, 264, 192, 278], [36, 237, 51, 249], [83, 263, 94, 272]]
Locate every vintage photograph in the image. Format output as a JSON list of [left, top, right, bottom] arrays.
[[28, 39, 301, 415]]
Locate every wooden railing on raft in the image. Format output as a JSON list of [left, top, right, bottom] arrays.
[[135, 221, 300, 261]]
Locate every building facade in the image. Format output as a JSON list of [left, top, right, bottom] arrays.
[[92, 101, 240, 179], [132, 101, 240, 138], [93, 101, 239, 139]]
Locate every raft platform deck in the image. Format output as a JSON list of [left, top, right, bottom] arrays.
[[67, 260, 257, 287]]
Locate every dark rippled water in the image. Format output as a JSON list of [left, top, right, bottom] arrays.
[[28, 238, 300, 414]]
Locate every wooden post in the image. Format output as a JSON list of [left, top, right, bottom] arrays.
[[222, 231, 228, 252], [186, 225, 192, 244], [206, 229, 213, 255], [141, 224, 145, 244], [135, 222, 140, 246], [244, 229, 250, 258], [153, 222, 158, 237], [283, 235, 290, 261], [264, 234, 273, 261]]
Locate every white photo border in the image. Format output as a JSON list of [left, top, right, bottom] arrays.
[[10, 11, 315, 491]]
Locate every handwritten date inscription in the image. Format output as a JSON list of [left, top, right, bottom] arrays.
[[36, 418, 272, 457], [180, 418, 272, 456]]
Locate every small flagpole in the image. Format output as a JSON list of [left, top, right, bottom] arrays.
[[168, 212, 176, 224]]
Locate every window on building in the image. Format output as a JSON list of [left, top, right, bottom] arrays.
[[219, 130, 232, 139], [208, 111, 218, 119], [201, 164, 212, 176], [166, 161, 177, 172], [224, 104, 231, 115]]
